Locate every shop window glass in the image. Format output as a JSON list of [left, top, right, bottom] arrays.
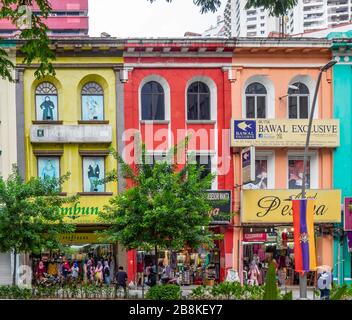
[[81, 82, 104, 121], [187, 81, 210, 120], [245, 82, 267, 118], [83, 156, 105, 192], [37, 157, 60, 180], [288, 157, 310, 189], [35, 82, 58, 121], [141, 81, 165, 120], [288, 83, 309, 119], [243, 157, 268, 189]]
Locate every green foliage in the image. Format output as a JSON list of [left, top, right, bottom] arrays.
[[190, 281, 265, 300], [148, 0, 296, 16], [245, 0, 298, 17], [330, 284, 347, 300], [98, 140, 218, 258], [281, 291, 293, 300], [0, 0, 55, 81], [0, 165, 77, 285], [0, 285, 32, 300], [146, 284, 181, 300], [263, 263, 279, 300]]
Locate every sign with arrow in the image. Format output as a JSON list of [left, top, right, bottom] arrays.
[[242, 146, 255, 185]]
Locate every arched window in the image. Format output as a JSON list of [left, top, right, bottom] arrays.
[[245, 82, 267, 118], [35, 82, 58, 121], [81, 82, 104, 121], [141, 81, 165, 120], [187, 81, 210, 120], [288, 83, 309, 119]]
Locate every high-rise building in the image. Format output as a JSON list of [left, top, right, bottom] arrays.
[[202, 15, 226, 37], [223, 0, 280, 37], [224, 0, 352, 37], [0, 0, 88, 37]]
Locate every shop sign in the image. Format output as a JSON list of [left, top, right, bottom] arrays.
[[241, 189, 341, 224], [243, 233, 267, 242], [242, 146, 255, 184], [59, 233, 102, 244], [344, 197, 352, 231], [206, 190, 232, 224], [61, 196, 111, 224], [231, 119, 340, 148], [30, 124, 112, 143]]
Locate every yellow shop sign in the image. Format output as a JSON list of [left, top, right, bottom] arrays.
[[59, 233, 102, 244], [241, 189, 341, 224], [61, 196, 111, 224], [231, 119, 340, 147]]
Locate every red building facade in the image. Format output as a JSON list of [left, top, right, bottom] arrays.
[[121, 39, 235, 283]]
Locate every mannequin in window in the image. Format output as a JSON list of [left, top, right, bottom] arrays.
[[87, 96, 99, 120], [88, 162, 100, 192], [40, 96, 55, 120], [41, 160, 56, 179]]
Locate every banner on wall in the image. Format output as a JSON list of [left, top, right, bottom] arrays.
[[61, 196, 111, 224], [344, 197, 352, 231], [241, 189, 341, 224], [241, 146, 255, 185], [243, 233, 267, 242], [231, 119, 340, 147], [206, 190, 232, 224]]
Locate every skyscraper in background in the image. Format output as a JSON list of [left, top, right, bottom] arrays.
[[0, 0, 89, 37], [223, 0, 352, 37]]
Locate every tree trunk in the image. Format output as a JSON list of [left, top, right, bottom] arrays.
[[155, 245, 159, 283], [12, 249, 17, 287]]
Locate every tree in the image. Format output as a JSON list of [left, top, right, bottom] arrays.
[[245, 0, 298, 17], [0, 165, 77, 286], [0, 0, 55, 81], [98, 140, 220, 282], [149, 0, 297, 16]]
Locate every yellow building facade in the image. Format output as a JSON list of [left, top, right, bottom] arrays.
[[18, 39, 126, 269]]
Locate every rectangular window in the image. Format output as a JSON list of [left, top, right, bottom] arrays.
[[256, 96, 266, 118], [299, 96, 309, 119], [288, 96, 298, 119], [36, 95, 58, 121], [288, 157, 310, 189], [82, 95, 104, 121], [83, 157, 105, 192], [254, 157, 268, 189], [38, 157, 60, 179], [246, 96, 255, 118]]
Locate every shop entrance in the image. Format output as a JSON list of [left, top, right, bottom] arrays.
[[31, 232, 126, 286], [136, 244, 221, 287]]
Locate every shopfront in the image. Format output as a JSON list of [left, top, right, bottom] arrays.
[[31, 197, 127, 286], [131, 190, 233, 286], [240, 189, 341, 286]]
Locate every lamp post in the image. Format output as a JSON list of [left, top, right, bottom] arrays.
[[299, 59, 337, 300]]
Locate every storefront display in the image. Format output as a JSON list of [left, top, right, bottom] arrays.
[[136, 246, 221, 286], [242, 227, 296, 286], [31, 244, 115, 285]]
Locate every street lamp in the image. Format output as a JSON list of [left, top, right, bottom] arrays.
[[299, 59, 337, 300]]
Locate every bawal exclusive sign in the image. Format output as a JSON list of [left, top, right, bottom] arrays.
[[241, 189, 341, 223], [231, 119, 340, 147]]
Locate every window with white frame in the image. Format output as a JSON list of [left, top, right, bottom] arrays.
[[288, 82, 309, 119], [141, 81, 165, 120], [81, 82, 104, 121], [82, 156, 105, 192], [243, 152, 274, 189], [288, 156, 310, 189], [37, 157, 60, 180], [245, 82, 267, 118], [35, 82, 58, 121], [187, 81, 211, 121]]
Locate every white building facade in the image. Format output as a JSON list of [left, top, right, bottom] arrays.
[[224, 0, 352, 37]]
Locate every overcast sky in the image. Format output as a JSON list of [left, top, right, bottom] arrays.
[[88, 0, 226, 37]]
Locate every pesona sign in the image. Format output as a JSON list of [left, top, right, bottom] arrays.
[[231, 119, 340, 147], [241, 189, 341, 224], [61, 196, 111, 224]]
